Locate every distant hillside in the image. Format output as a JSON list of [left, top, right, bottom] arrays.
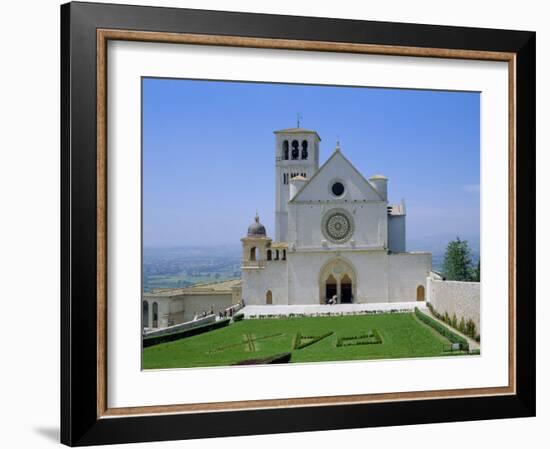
[[143, 245, 241, 292], [144, 244, 241, 259]]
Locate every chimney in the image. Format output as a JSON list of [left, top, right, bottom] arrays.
[[369, 174, 388, 201]]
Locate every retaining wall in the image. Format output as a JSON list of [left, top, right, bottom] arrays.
[[144, 314, 216, 338], [427, 277, 480, 334]]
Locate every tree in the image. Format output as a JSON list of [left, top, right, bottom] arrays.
[[473, 259, 481, 282], [442, 237, 475, 281]]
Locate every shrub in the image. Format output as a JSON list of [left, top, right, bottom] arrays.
[[143, 319, 230, 348], [233, 352, 292, 365], [292, 332, 302, 350], [427, 304, 479, 341], [294, 331, 333, 350], [465, 319, 477, 339], [414, 308, 469, 351], [233, 313, 244, 322], [458, 317, 466, 334], [451, 314, 458, 329], [336, 329, 382, 347]]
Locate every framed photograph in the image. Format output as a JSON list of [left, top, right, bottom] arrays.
[[61, 1, 535, 446]]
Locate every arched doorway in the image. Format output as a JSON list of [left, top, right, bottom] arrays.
[[325, 275, 337, 301], [266, 290, 273, 305], [152, 302, 158, 328], [341, 274, 353, 303], [319, 257, 357, 304], [142, 301, 149, 328], [249, 247, 257, 261], [416, 285, 425, 301]]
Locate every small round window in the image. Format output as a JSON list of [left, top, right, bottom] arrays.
[[331, 181, 345, 197]]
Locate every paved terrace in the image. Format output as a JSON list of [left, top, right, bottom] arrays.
[[144, 278, 241, 297], [239, 301, 428, 318]]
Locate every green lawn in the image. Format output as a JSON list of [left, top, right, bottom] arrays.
[[142, 312, 463, 369]]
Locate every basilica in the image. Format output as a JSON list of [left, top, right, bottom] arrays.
[[240, 127, 432, 305], [143, 127, 433, 330]]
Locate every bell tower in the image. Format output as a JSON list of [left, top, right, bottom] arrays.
[[274, 127, 321, 242]]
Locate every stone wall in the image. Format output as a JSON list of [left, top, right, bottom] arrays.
[[144, 314, 216, 337], [242, 259, 288, 305], [181, 294, 233, 322], [427, 277, 480, 334], [387, 252, 431, 301]]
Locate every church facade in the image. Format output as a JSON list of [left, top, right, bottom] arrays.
[[241, 127, 432, 305]]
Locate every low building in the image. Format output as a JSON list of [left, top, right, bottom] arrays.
[[142, 279, 241, 329]]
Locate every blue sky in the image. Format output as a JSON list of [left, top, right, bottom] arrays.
[[143, 78, 480, 254]]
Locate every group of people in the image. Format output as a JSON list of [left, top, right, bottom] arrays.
[[193, 299, 246, 322], [192, 310, 212, 321], [218, 307, 235, 319]]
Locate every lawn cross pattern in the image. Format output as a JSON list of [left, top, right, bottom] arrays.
[[209, 333, 284, 354]]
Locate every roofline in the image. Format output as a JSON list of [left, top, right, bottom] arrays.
[[144, 280, 242, 297], [289, 148, 384, 203], [273, 129, 321, 140]]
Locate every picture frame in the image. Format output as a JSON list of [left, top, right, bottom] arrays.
[[60, 1, 535, 446]]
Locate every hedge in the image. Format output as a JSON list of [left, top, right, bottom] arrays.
[[336, 330, 382, 347], [427, 302, 479, 340], [414, 308, 469, 351], [143, 319, 230, 347], [233, 313, 245, 322], [233, 352, 292, 365], [293, 331, 333, 350]]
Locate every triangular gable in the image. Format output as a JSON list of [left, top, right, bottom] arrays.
[[290, 150, 383, 203]]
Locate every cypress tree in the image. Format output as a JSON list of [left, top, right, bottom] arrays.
[[473, 259, 481, 282], [442, 237, 475, 281]]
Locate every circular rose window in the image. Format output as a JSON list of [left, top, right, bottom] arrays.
[[331, 181, 345, 197], [322, 210, 354, 243]]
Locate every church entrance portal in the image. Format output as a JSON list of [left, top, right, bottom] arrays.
[[319, 258, 357, 304], [325, 275, 337, 301], [340, 274, 353, 303]]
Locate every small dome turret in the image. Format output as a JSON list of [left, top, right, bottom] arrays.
[[247, 213, 266, 237]]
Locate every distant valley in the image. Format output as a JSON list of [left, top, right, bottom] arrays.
[[143, 245, 241, 292]]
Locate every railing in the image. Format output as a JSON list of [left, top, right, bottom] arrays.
[[144, 314, 216, 337], [242, 260, 267, 269]]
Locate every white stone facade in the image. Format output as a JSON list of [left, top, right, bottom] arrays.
[[242, 251, 431, 305], [241, 127, 432, 306]]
